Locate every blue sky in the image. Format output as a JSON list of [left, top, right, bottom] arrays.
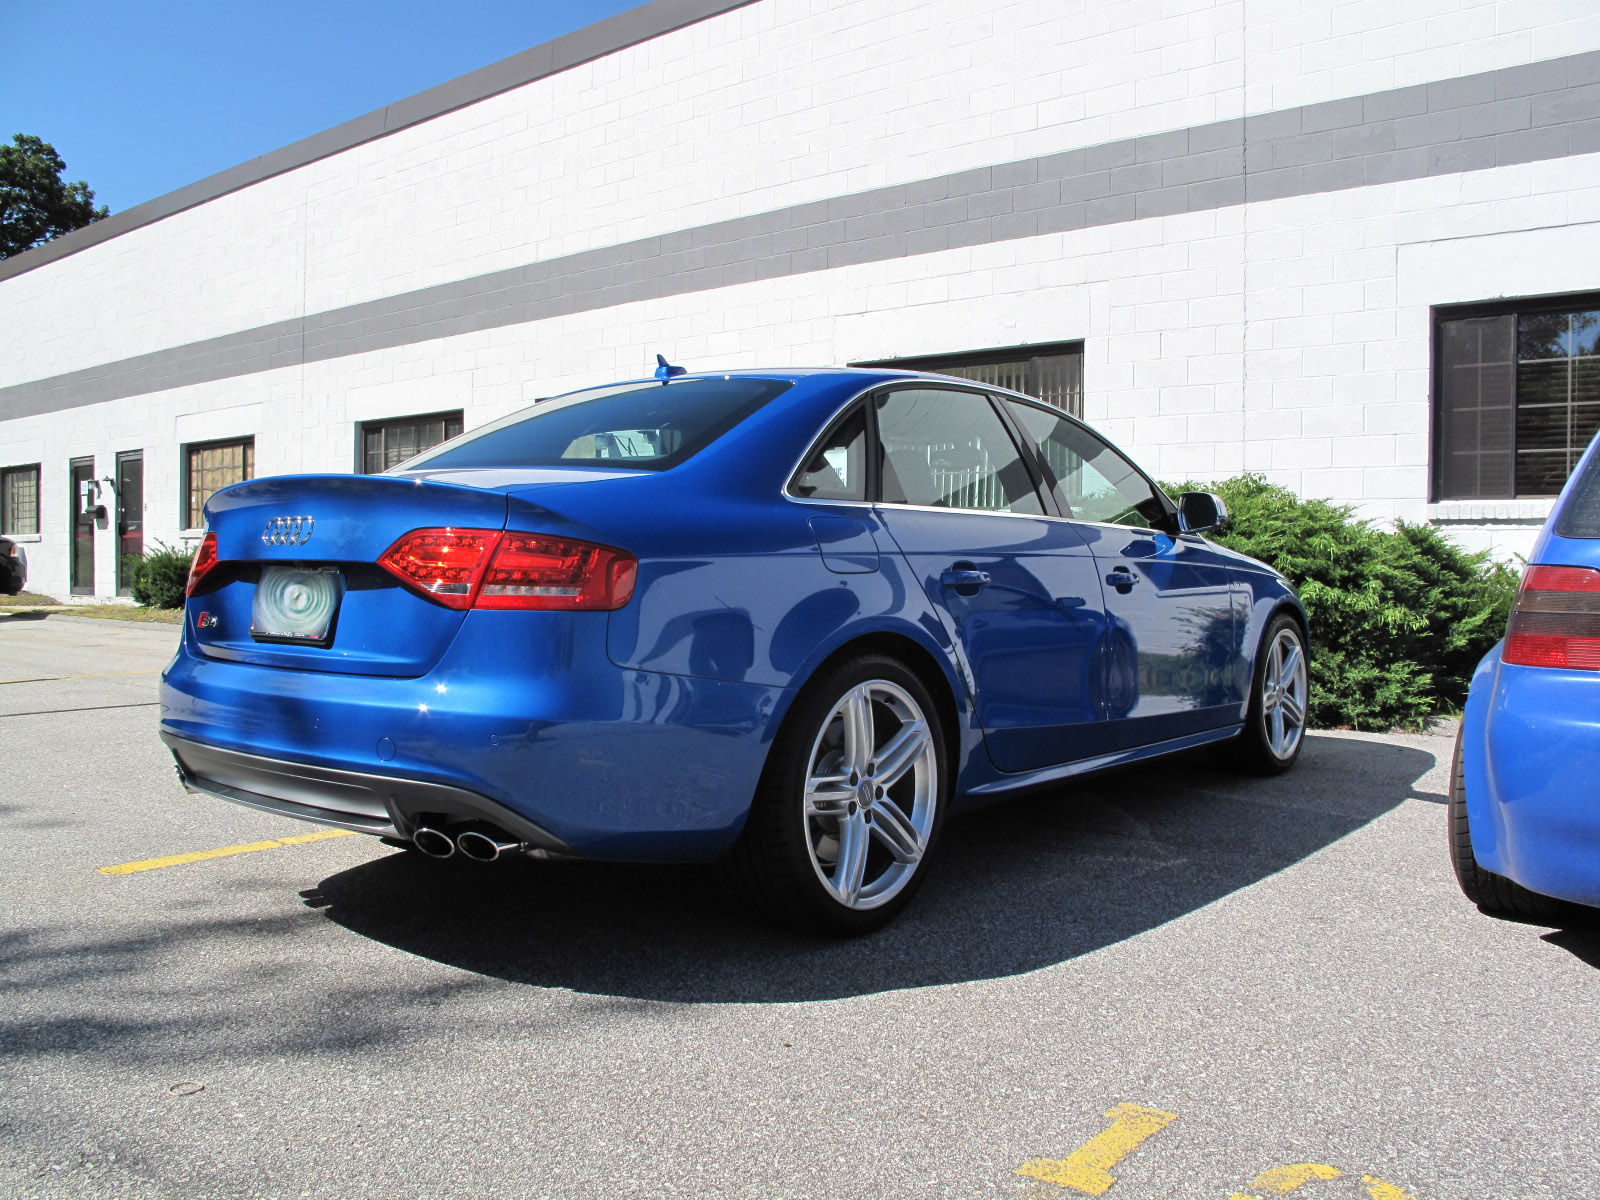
[[2, 1, 640, 214]]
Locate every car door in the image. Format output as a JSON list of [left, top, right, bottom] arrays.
[[1003, 399, 1248, 749], [869, 385, 1115, 772]]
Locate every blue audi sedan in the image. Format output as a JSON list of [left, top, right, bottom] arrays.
[[1451, 432, 1600, 923], [160, 368, 1308, 933]]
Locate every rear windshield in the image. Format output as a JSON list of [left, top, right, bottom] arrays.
[[400, 377, 792, 473], [1554, 441, 1600, 538]]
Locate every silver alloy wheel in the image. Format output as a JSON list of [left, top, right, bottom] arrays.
[[1260, 626, 1309, 760], [801, 679, 938, 910]]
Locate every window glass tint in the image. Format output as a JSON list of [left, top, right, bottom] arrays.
[[792, 404, 867, 500], [1552, 439, 1600, 537], [1515, 309, 1600, 496], [875, 389, 1043, 514], [406, 378, 791, 472], [1005, 401, 1168, 528]]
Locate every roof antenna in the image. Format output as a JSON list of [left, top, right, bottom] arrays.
[[655, 353, 686, 384]]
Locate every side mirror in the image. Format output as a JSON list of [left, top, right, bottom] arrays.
[[1177, 491, 1229, 534]]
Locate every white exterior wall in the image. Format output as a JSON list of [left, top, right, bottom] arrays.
[[5, 0, 1600, 599]]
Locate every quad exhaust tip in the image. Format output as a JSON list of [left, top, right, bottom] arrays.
[[412, 826, 456, 859]]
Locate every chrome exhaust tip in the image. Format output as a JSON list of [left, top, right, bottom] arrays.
[[412, 826, 457, 859], [455, 829, 524, 863]]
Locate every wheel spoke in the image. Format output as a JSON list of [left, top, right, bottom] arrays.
[[872, 720, 929, 789], [1270, 702, 1286, 753], [868, 797, 923, 865], [843, 686, 874, 776], [1280, 690, 1304, 725], [1277, 642, 1303, 691], [831, 812, 870, 904], [804, 773, 854, 819]]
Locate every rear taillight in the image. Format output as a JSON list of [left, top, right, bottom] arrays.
[[1503, 564, 1600, 670], [377, 528, 636, 611], [186, 532, 219, 596], [376, 529, 500, 611]]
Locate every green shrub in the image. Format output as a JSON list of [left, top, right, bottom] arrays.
[[127, 541, 194, 609], [1162, 475, 1519, 730]]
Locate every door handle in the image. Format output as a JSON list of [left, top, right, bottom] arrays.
[[1105, 568, 1138, 589], [941, 567, 992, 589]]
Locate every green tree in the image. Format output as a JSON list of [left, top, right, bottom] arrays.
[[0, 134, 109, 259]]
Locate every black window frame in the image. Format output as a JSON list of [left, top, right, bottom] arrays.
[[1432, 291, 1600, 501], [357, 409, 465, 475], [1, 463, 41, 536], [183, 436, 255, 529], [852, 341, 1086, 417]]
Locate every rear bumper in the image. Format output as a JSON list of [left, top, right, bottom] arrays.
[[159, 612, 789, 862], [1464, 645, 1600, 907], [162, 731, 573, 854]]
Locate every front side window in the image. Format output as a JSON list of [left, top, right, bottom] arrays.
[[1436, 299, 1600, 499], [405, 377, 790, 473], [186, 438, 254, 528], [1, 465, 40, 535], [875, 388, 1044, 514], [362, 411, 463, 473], [1005, 400, 1169, 529]]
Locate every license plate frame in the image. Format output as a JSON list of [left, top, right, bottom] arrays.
[[250, 565, 342, 647]]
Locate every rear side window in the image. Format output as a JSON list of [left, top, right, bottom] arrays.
[[876, 388, 1045, 514], [1553, 440, 1600, 538], [792, 404, 868, 500], [404, 378, 791, 472]]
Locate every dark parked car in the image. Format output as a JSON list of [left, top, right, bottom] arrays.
[[161, 368, 1310, 932], [0, 537, 26, 595]]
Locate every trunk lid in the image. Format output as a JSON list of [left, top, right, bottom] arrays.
[[194, 474, 510, 677]]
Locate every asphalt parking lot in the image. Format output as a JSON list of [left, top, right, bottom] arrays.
[[1, 613, 1597, 1200]]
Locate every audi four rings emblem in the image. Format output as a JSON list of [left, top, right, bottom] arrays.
[[261, 515, 315, 546]]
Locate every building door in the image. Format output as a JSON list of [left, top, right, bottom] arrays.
[[116, 451, 144, 595], [70, 457, 95, 595]]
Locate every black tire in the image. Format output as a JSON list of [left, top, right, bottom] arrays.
[[1447, 726, 1574, 922], [723, 653, 950, 935], [1211, 611, 1309, 776]]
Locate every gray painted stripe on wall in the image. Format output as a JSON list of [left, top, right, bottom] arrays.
[[5, 50, 1600, 422], [0, 0, 760, 285]]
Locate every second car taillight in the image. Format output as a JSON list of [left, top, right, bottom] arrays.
[[1503, 564, 1600, 670], [377, 528, 636, 611], [186, 532, 219, 596]]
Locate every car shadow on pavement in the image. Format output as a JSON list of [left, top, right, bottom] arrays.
[[308, 733, 1439, 1002]]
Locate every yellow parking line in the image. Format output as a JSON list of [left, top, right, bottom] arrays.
[[98, 828, 355, 875], [0, 669, 162, 685]]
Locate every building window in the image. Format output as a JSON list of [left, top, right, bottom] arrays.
[[2, 464, 40, 535], [360, 411, 464, 473], [853, 342, 1085, 417], [185, 437, 254, 528], [1435, 297, 1600, 500]]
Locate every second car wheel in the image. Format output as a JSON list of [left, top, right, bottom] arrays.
[[725, 653, 949, 935], [1213, 611, 1309, 776]]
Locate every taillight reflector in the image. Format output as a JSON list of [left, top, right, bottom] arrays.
[[186, 532, 219, 596], [1503, 563, 1600, 670], [377, 528, 636, 611]]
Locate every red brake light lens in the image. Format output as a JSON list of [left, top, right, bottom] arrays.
[[377, 528, 636, 611], [186, 532, 219, 596], [477, 533, 637, 611], [376, 529, 500, 610], [1503, 564, 1600, 670]]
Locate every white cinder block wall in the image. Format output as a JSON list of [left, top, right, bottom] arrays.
[[4, 0, 1600, 599]]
